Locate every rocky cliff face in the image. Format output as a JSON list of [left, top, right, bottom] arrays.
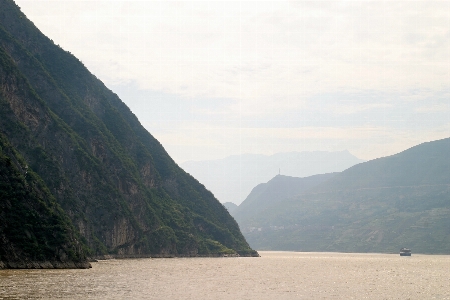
[[0, 0, 257, 268], [0, 134, 91, 269]]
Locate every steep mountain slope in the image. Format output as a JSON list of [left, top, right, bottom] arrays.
[[241, 138, 450, 254], [232, 173, 337, 224], [0, 134, 91, 268], [0, 0, 257, 266], [181, 151, 364, 205]]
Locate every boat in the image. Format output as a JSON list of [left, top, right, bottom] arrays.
[[400, 248, 411, 256]]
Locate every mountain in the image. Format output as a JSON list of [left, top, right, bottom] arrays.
[[222, 202, 238, 214], [239, 138, 450, 254], [181, 151, 364, 205], [0, 0, 257, 268], [0, 135, 91, 269], [232, 173, 337, 224]]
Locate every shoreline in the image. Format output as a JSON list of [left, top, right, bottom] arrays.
[[0, 260, 92, 269], [0, 252, 260, 269]]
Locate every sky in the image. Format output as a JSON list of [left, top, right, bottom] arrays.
[[15, 0, 450, 164]]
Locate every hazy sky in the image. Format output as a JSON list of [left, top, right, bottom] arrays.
[[15, 0, 450, 163]]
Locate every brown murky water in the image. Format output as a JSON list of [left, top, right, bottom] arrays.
[[0, 251, 449, 299]]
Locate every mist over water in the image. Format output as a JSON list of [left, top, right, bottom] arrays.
[[1, 252, 449, 299]]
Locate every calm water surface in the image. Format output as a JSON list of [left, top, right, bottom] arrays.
[[0, 251, 449, 299]]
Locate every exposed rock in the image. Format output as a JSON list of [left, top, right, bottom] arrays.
[[0, 0, 258, 268]]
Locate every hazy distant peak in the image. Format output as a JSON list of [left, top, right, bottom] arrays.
[[181, 151, 363, 205], [183, 150, 363, 165], [222, 202, 238, 213], [232, 172, 337, 222], [269, 174, 296, 182], [235, 137, 450, 254]]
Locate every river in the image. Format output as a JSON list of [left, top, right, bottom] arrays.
[[1, 251, 449, 299]]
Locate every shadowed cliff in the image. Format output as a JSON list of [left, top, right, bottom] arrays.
[[0, 0, 257, 268]]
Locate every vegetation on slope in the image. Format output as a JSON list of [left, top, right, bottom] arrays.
[[0, 0, 257, 264], [0, 134, 90, 268]]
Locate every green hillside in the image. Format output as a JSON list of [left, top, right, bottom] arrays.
[[0, 0, 256, 268], [0, 134, 91, 268], [239, 139, 450, 254]]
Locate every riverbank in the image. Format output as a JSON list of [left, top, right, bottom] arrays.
[[0, 251, 260, 269], [0, 260, 91, 269]]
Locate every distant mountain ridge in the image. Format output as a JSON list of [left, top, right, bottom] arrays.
[[236, 138, 450, 254], [232, 173, 337, 224], [222, 202, 238, 214], [0, 0, 256, 268], [181, 151, 364, 205]]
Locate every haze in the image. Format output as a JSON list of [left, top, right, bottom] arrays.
[[15, 0, 450, 164]]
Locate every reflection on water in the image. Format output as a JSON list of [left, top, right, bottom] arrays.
[[1, 252, 449, 299]]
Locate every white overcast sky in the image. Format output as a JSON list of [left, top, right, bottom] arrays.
[[15, 0, 450, 163]]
